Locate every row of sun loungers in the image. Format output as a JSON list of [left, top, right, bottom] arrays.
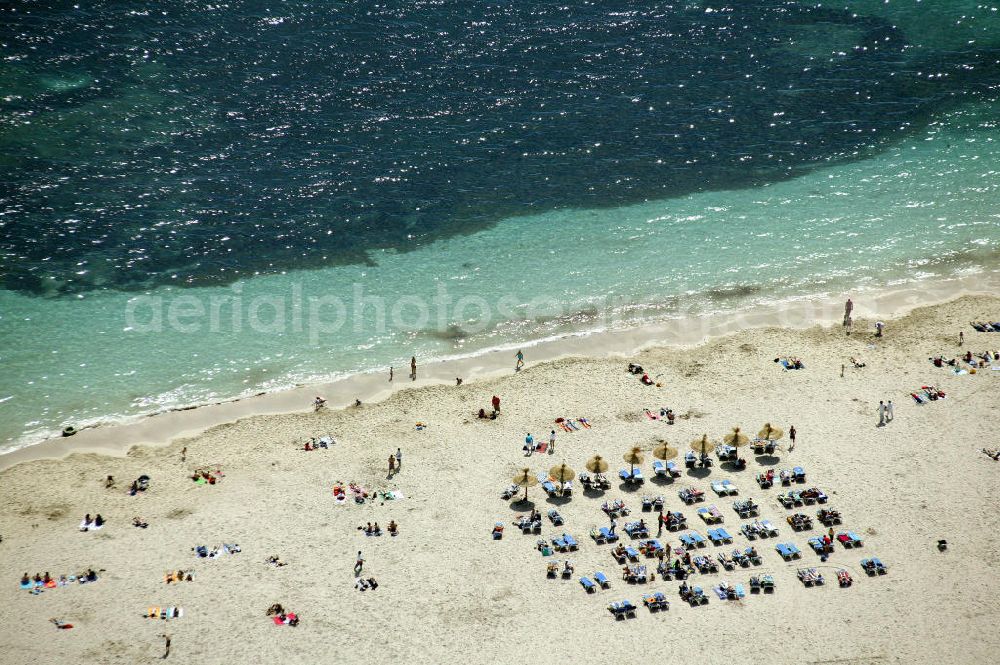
[[777, 488, 827, 508], [624, 564, 650, 583], [749, 574, 775, 592], [678, 487, 705, 504], [797, 567, 824, 586], [776, 542, 801, 561], [733, 499, 759, 518], [711, 480, 738, 496], [662, 511, 687, 531], [608, 600, 638, 619], [580, 571, 613, 592], [697, 505, 724, 523], [579, 472, 612, 491], [642, 592, 670, 611], [862, 557, 888, 575], [602, 499, 629, 518], [514, 515, 542, 534], [641, 495, 665, 512], [590, 526, 619, 544], [619, 468, 644, 484], [684, 451, 713, 468], [679, 584, 709, 605], [740, 520, 778, 539], [714, 581, 746, 600], [652, 460, 682, 478], [787, 513, 812, 531], [624, 521, 649, 538], [817, 508, 842, 526]]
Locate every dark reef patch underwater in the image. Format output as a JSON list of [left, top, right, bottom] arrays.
[[1, 0, 998, 295]]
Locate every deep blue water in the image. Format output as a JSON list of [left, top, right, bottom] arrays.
[[2, 0, 998, 294]]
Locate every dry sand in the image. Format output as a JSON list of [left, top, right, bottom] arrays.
[[1, 294, 999, 665]]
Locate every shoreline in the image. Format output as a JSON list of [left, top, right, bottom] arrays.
[[1, 271, 995, 471]]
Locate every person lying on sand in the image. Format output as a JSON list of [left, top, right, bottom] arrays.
[[850, 357, 866, 368], [982, 448, 1000, 461], [266, 556, 287, 567], [132, 517, 148, 528]]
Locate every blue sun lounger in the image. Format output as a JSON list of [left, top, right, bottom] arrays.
[[563, 534, 579, 550], [653, 460, 667, 476], [792, 466, 806, 482], [776, 542, 801, 560], [807, 537, 826, 554], [594, 571, 611, 588], [708, 528, 733, 545], [600, 526, 618, 543], [580, 577, 596, 593], [625, 546, 640, 561]]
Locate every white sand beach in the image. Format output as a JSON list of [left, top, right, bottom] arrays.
[[1, 293, 999, 664]]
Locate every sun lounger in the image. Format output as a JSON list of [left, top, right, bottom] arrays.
[[837, 532, 863, 548], [807, 537, 827, 555], [541, 480, 558, 496], [663, 511, 687, 531], [624, 564, 648, 583], [652, 460, 667, 477], [708, 527, 733, 545], [698, 506, 723, 524], [776, 542, 801, 561], [642, 592, 669, 612], [861, 557, 887, 575], [580, 576, 596, 593], [681, 585, 709, 605], [590, 527, 607, 544], [594, 571, 611, 588], [837, 569, 852, 586], [733, 499, 759, 518], [624, 521, 650, 539], [665, 461, 682, 478], [793, 466, 806, 482], [624, 546, 641, 561], [563, 534, 579, 550], [693, 555, 717, 573], [548, 509, 563, 526], [679, 531, 706, 549], [678, 488, 705, 504], [600, 526, 618, 543], [797, 567, 824, 586], [710, 481, 727, 496], [608, 599, 637, 619], [685, 451, 696, 468]]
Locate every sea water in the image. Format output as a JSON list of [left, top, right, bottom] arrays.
[[1, 1, 999, 449]]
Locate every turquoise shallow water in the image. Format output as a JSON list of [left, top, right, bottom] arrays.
[[1, 98, 999, 450], [1, 1, 1000, 449]]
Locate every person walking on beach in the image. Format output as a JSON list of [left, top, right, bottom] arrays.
[[959, 331, 964, 346], [395, 448, 402, 471], [388, 454, 395, 477], [657, 508, 664, 537], [609, 516, 617, 536], [877, 401, 886, 427], [389, 366, 393, 382], [515, 350, 524, 371], [887, 400, 894, 422], [524, 433, 534, 453], [410, 356, 417, 380], [789, 425, 796, 451], [355, 551, 364, 574], [549, 430, 556, 454], [875, 321, 885, 338], [492, 395, 501, 414]]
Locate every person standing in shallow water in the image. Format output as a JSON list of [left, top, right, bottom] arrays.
[[515, 350, 524, 371], [410, 356, 417, 380], [389, 366, 393, 382]]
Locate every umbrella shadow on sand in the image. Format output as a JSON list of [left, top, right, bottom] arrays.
[[650, 475, 676, 487], [686, 467, 712, 480], [755, 454, 781, 466], [508, 499, 537, 512], [545, 494, 573, 506]]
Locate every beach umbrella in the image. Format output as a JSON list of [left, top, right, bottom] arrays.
[[512, 468, 538, 502], [586, 455, 609, 474], [690, 434, 716, 457], [723, 427, 750, 448], [622, 446, 645, 475], [549, 463, 576, 484], [758, 423, 784, 441], [652, 442, 679, 461]]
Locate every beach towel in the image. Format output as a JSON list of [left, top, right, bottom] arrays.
[[578, 418, 592, 429], [535, 442, 548, 454], [79, 521, 103, 531]]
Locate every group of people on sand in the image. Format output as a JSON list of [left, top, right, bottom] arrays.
[[358, 521, 398, 537], [477, 394, 502, 420], [627, 363, 657, 386], [931, 350, 998, 369], [80, 514, 105, 531], [21, 569, 98, 588]]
